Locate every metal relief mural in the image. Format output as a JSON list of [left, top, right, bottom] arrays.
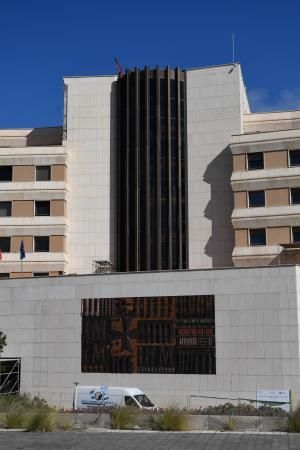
[[81, 296, 215, 374]]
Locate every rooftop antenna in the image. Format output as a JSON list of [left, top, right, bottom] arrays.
[[232, 33, 235, 64], [114, 57, 123, 77]]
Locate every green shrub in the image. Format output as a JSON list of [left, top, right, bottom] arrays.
[[223, 416, 236, 431], [0, 398, 8, 414], [0, 396, 19, 414], [26, 409, 57, 432], [56, 415, 73, 431], [151, 407, 189, 431], [0, 394, 49, 414], [111, 407, 137, 430], [0, 394, 53, 430], [286, 406, 300, 432], [3, 402, 26, 429], [135, 410, 153, 430], [191, 402, 287, 417]]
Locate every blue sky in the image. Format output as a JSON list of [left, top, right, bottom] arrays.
[[0, 0, 299, 128]]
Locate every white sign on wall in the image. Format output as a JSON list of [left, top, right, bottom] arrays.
[[256, 390, 290, 412]]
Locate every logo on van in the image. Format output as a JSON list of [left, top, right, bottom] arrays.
[[89, 388, 109, 402], [80, 386, 116, 407], [94, 392, 103, 401]]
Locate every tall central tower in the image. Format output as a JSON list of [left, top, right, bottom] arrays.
[[117, 66, 188, 272]]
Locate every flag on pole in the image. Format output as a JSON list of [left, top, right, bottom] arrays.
[[20, 240, 26, 260]]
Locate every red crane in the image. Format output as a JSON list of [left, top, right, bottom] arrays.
[[114, 58, 123, 77]]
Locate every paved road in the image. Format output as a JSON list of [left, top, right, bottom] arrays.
[[0, 431, 300, 450]]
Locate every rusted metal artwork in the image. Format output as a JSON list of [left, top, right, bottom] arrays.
[[81, 295, 215, 374]]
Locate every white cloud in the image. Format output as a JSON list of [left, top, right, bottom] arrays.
[[278, 88, 300, 110], [248, 87, 300, 112], [247, 89, 270, 112]]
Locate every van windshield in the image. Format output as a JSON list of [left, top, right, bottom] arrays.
[[134, 394, 154, 407]]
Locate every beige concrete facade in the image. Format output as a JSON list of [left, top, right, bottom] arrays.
[[6, 164, 67, 182], [265, 188, 289, 206], [9, 272, 60, 278], [0, 65, 300, 276], [8, 198, 66, 218], [233, 154, 246, 172], [11, 236, 33, 253], [0, 128, 67, 277], [234, 229, 248, 247], [231, 109, 300, 267], [52, 165, 67, 182], [243, 110, 300, 133], [50, 200, 66, 216], [267, 227, 291, 245], [50, 235, 66, 253], [2, 266, 300, 409], [234, 191, 247, 209], [12, 200, 34, 217], [10, 272, 32, 278], [264, 151, 288, 169], [13, 165, 35, 182]]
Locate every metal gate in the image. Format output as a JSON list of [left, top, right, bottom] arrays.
[[0, 358, 21, 395]]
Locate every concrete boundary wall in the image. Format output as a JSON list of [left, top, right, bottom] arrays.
[[0, 265, 300, 409], [66, 413, 287, 432]]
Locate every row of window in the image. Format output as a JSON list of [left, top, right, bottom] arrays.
[[0, 272, 49, 278], [247, 149, 300, 170], [0, 165, 51, 182], [0, 236, 50, 252], [249, 227, 300, 246], [0, 201, 52, 217], [245, 188, 300, 208], [0, 272, 64, 279]]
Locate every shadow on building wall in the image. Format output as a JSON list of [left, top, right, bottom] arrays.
[[271, 249, 300, 265], [26, 127, 63, 146], [203, 146, 234, 267], [109, 82, 118, 269]]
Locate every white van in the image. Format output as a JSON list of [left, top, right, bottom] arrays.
[[73, 385, 157, 410]]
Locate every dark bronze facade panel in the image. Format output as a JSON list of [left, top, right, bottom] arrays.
[[81, 296, 216, 374], [117, 66, 188, 272], [155, 67, 162, 270], [176, 67, 182, 268], [144, 68, 151, 270]]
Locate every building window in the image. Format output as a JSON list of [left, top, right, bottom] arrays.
[[33, 272, 49, 277], [124, 396, 138, 407], [291, 188, 300, 204], [0, 237, 11, 252], [0, 166, 12, 182], [36, 166, 51, 181], [0, 273, 9, 279], [249, 229, 266, 246], [292, 227, 300, 243], [35, 201, 50, 216], [247, 152, 264, 170], [0, 201, 11, 217], [248, 191, 265, 207], [289, 150, 300, 167], [34, 236, 49, 252], [291, 188, 300, 205]]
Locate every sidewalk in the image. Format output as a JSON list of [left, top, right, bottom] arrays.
[[0, 431, 300, 449]]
